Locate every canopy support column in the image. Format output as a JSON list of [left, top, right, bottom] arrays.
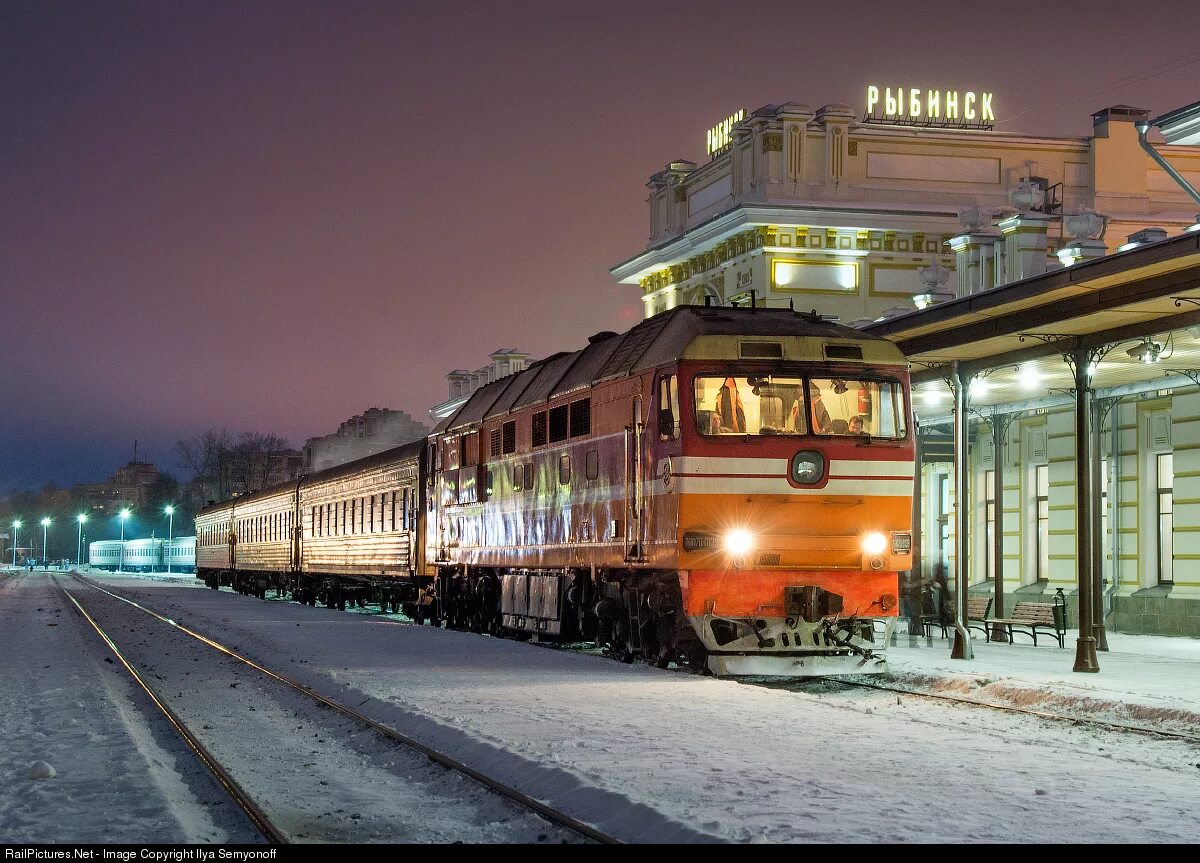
[[1071, 348, 1099, 673], [951, 362, 973, 660]]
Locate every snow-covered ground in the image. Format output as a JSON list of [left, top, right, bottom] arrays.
[[0, 573, 261, 843], [44, 570, 1200, 844]]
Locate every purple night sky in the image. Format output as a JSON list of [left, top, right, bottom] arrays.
[[1, 0, 1196, 491]]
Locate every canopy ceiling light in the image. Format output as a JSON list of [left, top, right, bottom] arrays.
[[1126, 340, 1163, 364]]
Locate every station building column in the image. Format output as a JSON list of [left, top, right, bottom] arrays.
[[1071, 347, 1099, 673], [951, 362, 973, 660]]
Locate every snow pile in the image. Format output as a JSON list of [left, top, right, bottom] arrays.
[[28, 761, 56, 779]]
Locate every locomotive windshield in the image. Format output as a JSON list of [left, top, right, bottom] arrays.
[[694, 375, 907, 439]]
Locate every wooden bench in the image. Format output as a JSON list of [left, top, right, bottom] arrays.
[[921, 595, 993, 640], [987, 600, 1067, 648]]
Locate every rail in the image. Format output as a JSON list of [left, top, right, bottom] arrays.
[[53, 575, 287, 844], [67, 572, 619, 845]]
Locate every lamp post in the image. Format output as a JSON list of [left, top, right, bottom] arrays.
[[10, 520, 20, 567], [164, 506, 175, 573], [76, 514, 88, 569], [118, 509, 131, 573], [40, 518, 51, 569]]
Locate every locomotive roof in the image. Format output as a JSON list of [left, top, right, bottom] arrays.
[[436, 305, 890, 432], [196, 438, 425, 518]]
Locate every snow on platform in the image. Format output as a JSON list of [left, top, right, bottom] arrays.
[[76, 572, 1200, 844]]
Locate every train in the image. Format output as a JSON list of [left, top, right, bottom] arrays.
[[89, 537, 197, 572], [196, 305, 914, 675]]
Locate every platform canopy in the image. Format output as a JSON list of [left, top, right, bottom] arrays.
[[865, 231, 1200, 409]]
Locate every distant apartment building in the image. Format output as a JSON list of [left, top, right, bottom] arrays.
[[430, 349, 530, 421], [73, 460, 162, 516], [303, 407, 430, 473]]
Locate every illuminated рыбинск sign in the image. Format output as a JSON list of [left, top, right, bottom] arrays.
[[706, 109, 746, 156], [865, 86, 994, 125]]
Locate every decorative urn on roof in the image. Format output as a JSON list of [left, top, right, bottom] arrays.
[[957, 205, 993, 232], [913, 257, 955, 309], [1008, 178, 1047, 212], [1064, 209, 1107, 241]]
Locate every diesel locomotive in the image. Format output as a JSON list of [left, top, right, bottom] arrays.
[[196, 305, 914, 675]]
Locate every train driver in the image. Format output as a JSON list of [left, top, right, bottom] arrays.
[[848, 415, 865, 434], [805, 381, 831, 434], [711, 377, 747, 433]]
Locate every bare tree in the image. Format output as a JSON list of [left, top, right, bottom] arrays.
[[178, 429, 296, 501], [177, 429, 234, 485], [227, 432, 296, 493]]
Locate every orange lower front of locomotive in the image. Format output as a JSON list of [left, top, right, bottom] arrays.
[[679, 568, 902, 676]]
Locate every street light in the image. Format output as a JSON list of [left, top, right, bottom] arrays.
[[40, 518, 51, 569], [164, 505, 175, 573], [76, 514, 88, 569], [118, 509, 131, 573], [10, 520, 20, 567]]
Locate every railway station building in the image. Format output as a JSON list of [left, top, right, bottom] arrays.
[[611, 95, 1200, 654]]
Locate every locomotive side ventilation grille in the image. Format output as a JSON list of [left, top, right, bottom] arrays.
[[824, 344, 863, 360], [739, 341, 783, 359]]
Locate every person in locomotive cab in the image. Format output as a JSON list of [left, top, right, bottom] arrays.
[[848, 415, 865, 434], [807, 381, 832, 434], [712, 376, 747, 433]]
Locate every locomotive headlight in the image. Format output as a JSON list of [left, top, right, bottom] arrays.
[[862, 532, 888, 555], [724, 529, 754, 556]]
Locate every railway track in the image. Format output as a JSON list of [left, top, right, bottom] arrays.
[[53, 574, 287, 844], [62, 572, 619, 845], [186, 575, 1200, 747], [782, 674, 1200, 745]]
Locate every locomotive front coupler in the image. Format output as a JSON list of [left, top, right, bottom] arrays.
[[820, 617, 879, 664]]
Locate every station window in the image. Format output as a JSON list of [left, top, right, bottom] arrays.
[[1157, 453, 1174, 585], [1035, 465, 1049, 581], [984, 470, 995, 581]]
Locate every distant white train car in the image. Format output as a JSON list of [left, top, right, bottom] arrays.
[[165, 536, 196, 572], [88, 537, 196, 572]]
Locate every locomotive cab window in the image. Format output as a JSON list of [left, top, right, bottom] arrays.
[[695, 375, 906, 439], [658, 374, 680, 440], [807, 378, 907, 439], [694, 375, 807, 436]]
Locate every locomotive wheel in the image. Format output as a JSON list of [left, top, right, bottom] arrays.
[[612, 641, 636, 664], [687, 646, 710, 675], [652, 644, 674, 669]]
